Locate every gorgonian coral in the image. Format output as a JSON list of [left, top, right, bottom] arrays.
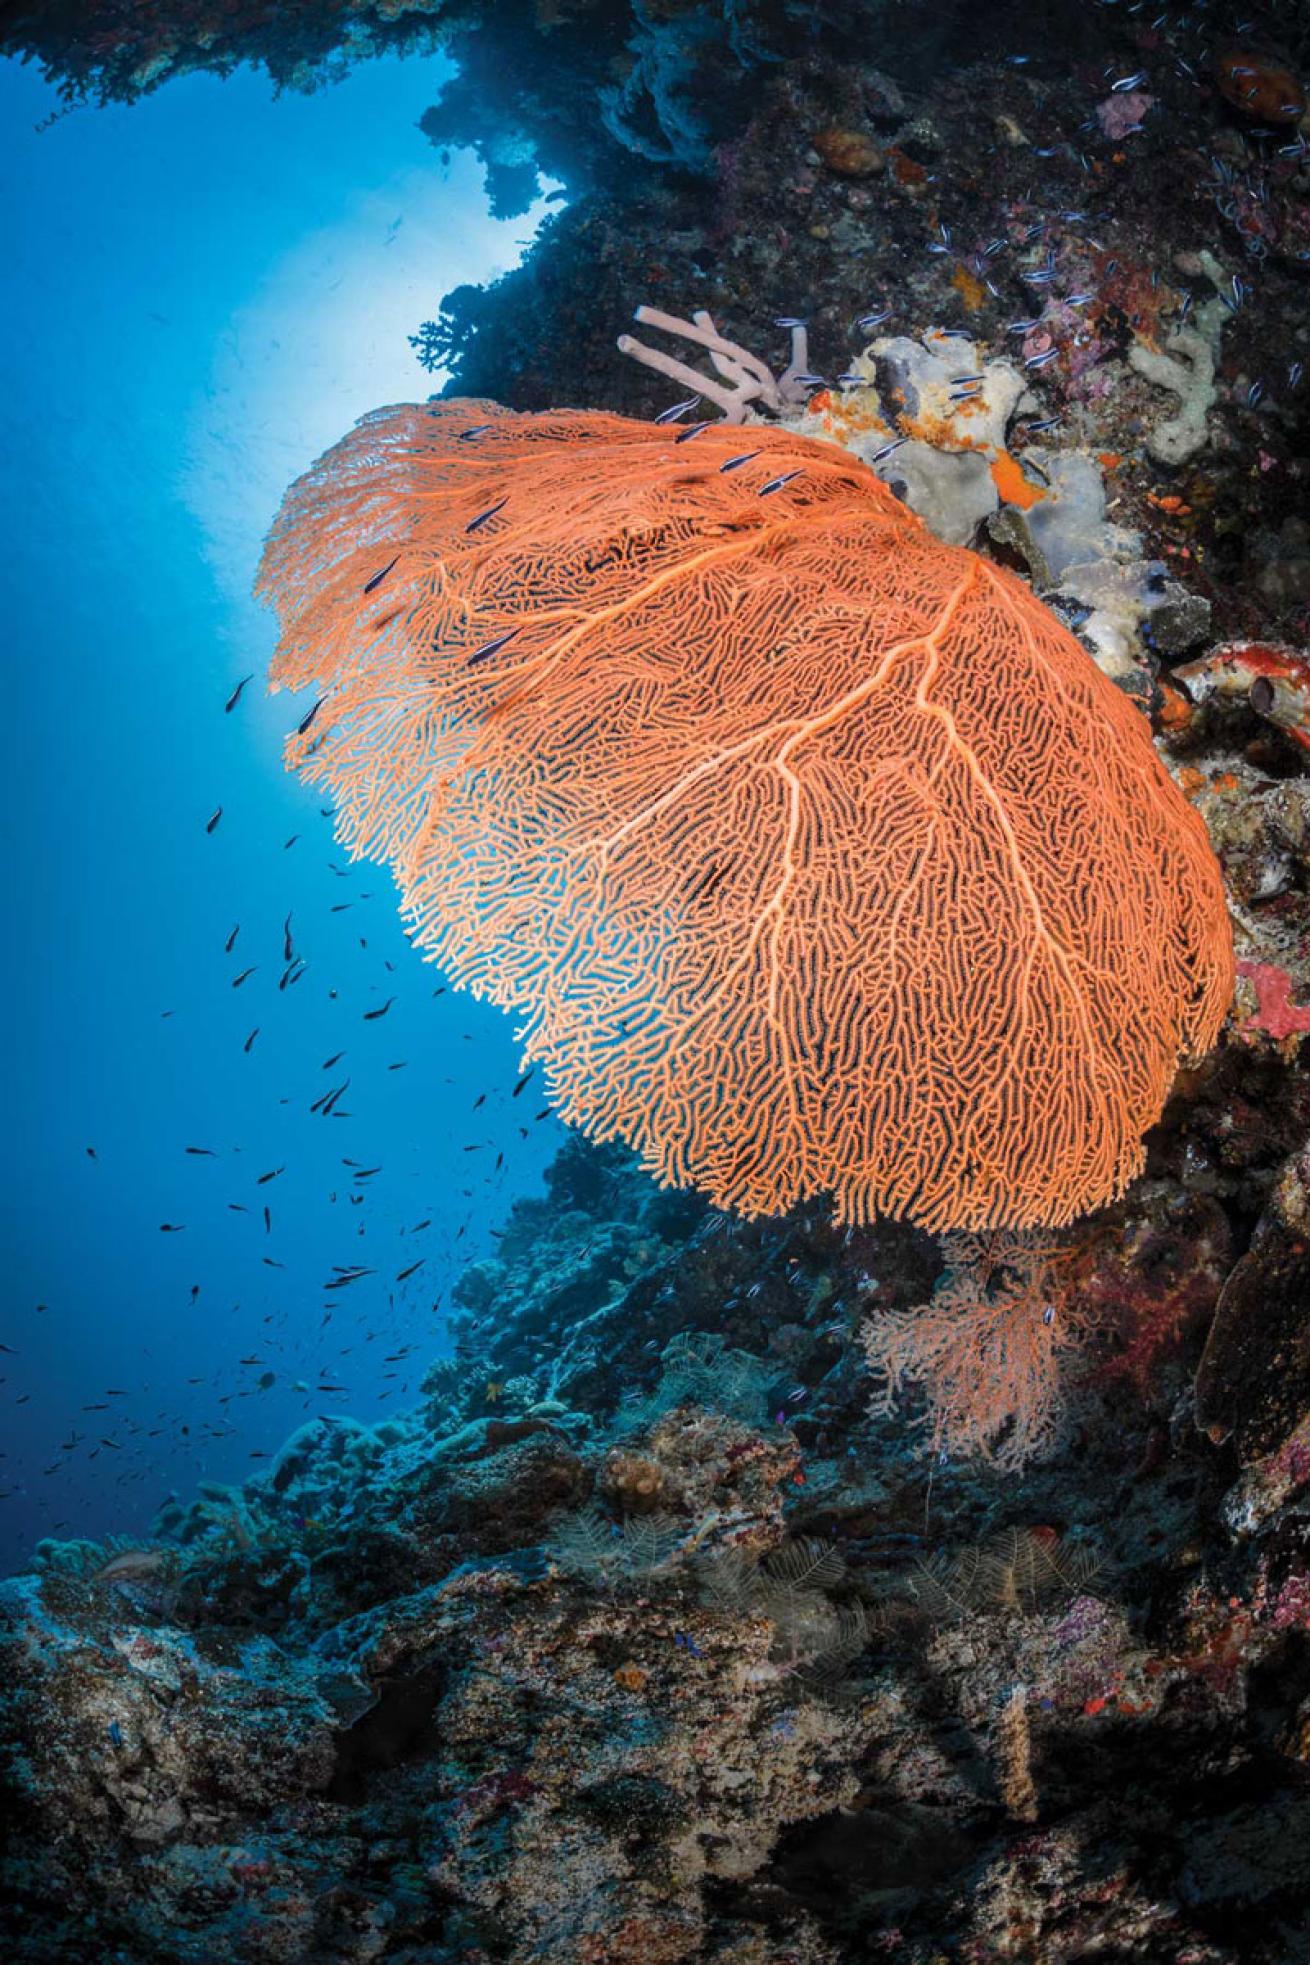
[[862, 1232, 1102, 1470], [258, 400, 1231, 1240]]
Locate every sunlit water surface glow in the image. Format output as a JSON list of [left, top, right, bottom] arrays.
[[0, 52, 565, 1569]]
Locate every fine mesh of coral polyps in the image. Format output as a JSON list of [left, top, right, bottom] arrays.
[[257, 399, 1232, 1233]]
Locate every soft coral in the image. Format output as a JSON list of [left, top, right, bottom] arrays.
[[861, 1232, 1103, 1472]]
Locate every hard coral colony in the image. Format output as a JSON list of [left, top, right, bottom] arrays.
[[258, 367, 1232, 1468]]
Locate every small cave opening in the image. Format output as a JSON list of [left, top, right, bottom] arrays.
[[327, 1662, 447, 1804], [729, 1793, 990, 1944]]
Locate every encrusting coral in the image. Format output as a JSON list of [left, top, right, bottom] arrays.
[[1127, 321, 1221, 467], [258, 397, 1232, 1246]]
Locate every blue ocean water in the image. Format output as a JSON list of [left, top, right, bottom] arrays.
[[0, 53, 564, 1570]]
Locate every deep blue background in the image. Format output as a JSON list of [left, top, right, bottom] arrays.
[[0, 52, 565, 1568]]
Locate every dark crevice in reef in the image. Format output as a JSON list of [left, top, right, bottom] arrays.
[[761, 1795, 992, 1929], [327, 1662, 448, 1803]]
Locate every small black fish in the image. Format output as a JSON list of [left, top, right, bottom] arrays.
[[225, 924, 240, 954], [720, 451, 763, 473], [363, 555, 399, 596], [466, 497, 508, 534], [206, 807, 222, 834], [467, 627, 519, 669], [232, 966, 256, 988], [224, 674, 253, 714], [653, 395, 700, 425], [363, 997, 395, 1021], [244, 1028, 259, 1053]]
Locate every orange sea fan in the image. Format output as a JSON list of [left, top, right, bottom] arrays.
[[256, 399, 1232, 1232], [862, 1231, 1102, 1470]]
